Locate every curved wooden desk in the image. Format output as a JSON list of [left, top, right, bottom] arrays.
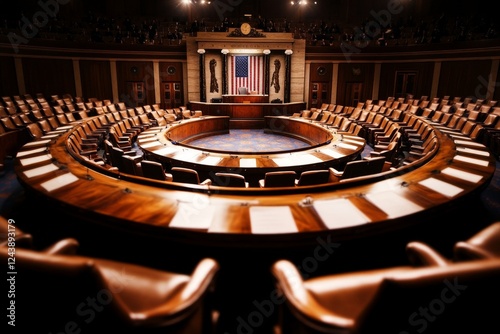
[[138, 116, 364, 187], [13, 113, 496, 249]]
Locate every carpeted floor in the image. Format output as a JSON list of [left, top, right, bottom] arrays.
[[187, 129, 311, 152]]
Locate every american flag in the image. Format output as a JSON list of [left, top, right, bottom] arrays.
[[229, 55, 263, 95]]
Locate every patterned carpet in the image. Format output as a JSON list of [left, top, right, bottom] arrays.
[[187, 129, 311, 153]]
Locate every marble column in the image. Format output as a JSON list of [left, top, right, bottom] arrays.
[[198, 48, 206, 102], [284, 49, 293, 103], [221, 49, 229, 95]]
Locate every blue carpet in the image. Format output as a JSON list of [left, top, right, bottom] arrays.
[[187, 129, 311, 153]]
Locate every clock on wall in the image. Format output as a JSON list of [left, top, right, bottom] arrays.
[[240, 23, 251, 35], [317, 66, 327, 76]]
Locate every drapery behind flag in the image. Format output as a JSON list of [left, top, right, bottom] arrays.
[[229, 55, 263, 95]]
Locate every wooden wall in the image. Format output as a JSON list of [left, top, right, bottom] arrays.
[[116, 61, 155, 106], [0, 56, 18, 97], [438, 60, 492, 102], [337, 63, 375, 106], [80, 60, 113, 101], [22, 58, 75, 98], [379, 62, 434, 101]]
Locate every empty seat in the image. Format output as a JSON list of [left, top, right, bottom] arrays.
[[0, 245, 220, 333], [295, 169, 330, 186], [258, 171, 297, 188], [140, 160, 173, 181], [171, 167, 211, 185], [329, 156, 386, 182], [214, 172, 249, 187], [271, 255, 500, 334]]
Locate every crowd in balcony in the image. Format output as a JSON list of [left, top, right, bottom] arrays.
[[0, 8, 497, 48]]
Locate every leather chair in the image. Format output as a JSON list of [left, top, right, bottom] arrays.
[[271, 254, 500, 334], [294, 169, 330, 186], [238, 87, 248, 95], [1, 244, 219, 333], [141, 160, 173, 181], [214, 172, 249, 188], [171, 167, 212, 185], [329, 156, 386, 182], [453, 222, 500, 260], [258, 171, 297, 188], [0, 215, 33, 248]]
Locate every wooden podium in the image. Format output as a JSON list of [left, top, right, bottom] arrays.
[[222, 94, 269, 103]]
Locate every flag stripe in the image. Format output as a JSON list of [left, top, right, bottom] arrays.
[[229, 55, 264, 95]]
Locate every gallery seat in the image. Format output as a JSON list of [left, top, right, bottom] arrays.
[[171, 167, 212, 185]]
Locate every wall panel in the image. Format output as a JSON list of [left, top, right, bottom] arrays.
[[80, 60, 113, 101], [22, 58, 75, 98], [439, 60, 491, 101], [0, 56, 18, 96], [379, 62, 434, 100]]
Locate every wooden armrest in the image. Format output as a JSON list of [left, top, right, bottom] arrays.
[[42, 238, 80, 255]]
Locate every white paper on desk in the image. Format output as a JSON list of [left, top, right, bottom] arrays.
[[169, 203, 215, 230], [365, 192, 423, 219], [240, 158, 257, 168], [454, 139, 484, 148], [19, 154, 52, 167], [138, 133, 157, 139], [419, 177, 463, 198], [139, 137, 158, 143], [24, 164, 59, 178], [202, 156, 222, 165], [320, 148, 343, 159], [23, 139, 51, 147], [337, 142, 358, 150], [40, 173, 79, 192], [16, 147, 47, 157], [250, 206, 298, 234], [141, 141, 161, 148], [152, 147, 178, 156], [312, 198, 370, 229], [456, 146, 490, 157], [441, 167, 483, 183], [453, 155, 489, 167], [299, 154, 323, 165], [272, 157, 296, 167], [174, 150, 199, 162]]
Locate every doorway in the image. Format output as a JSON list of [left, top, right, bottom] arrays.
[[161, 82, 183, 109]]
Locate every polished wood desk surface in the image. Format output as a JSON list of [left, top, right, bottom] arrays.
[[14, 114, 496, 248]]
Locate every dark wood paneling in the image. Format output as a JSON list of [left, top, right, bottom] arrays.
[[379, 62, 434, 100], [159, 62, 183, 82], [116, 61, 155, 107], [310, 63, 333, 82], [22, 58, 75, 98], [0, 56, 18, 96], [80, 60, 112, 101], [438, 60, 492, 101], [337, 63, 374, 106]]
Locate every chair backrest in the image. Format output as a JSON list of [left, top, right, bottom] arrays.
[[263, 171, 297, 187], [238, 87, 248, 95], [171, 167, 201, 184], [341, 156, 386, 180], [214, 172, 248, 187], [296, 169, 330, 186], [141, 160, 168, 180], [121, 155, 141, 175]]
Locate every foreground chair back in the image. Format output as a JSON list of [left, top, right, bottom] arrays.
[[0, 246, 219, 334], [141, 160, 172, 181], [329, 156, 386, 182], [454, 222, 500, 260], [272, 258, 500, 334]]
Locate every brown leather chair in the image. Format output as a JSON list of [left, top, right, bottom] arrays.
[[294, 169, 330, 186], [271, 255, 500, 334], [329, 156, 386, 182], [0, 215, 33, 248], [453, 222, 500, 260], [214, 172, 249, 188], [171, 167, 211, 185], [0, 245, 219, 333], [259, 171, 297, 188], [141, 160, 173, 181]]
